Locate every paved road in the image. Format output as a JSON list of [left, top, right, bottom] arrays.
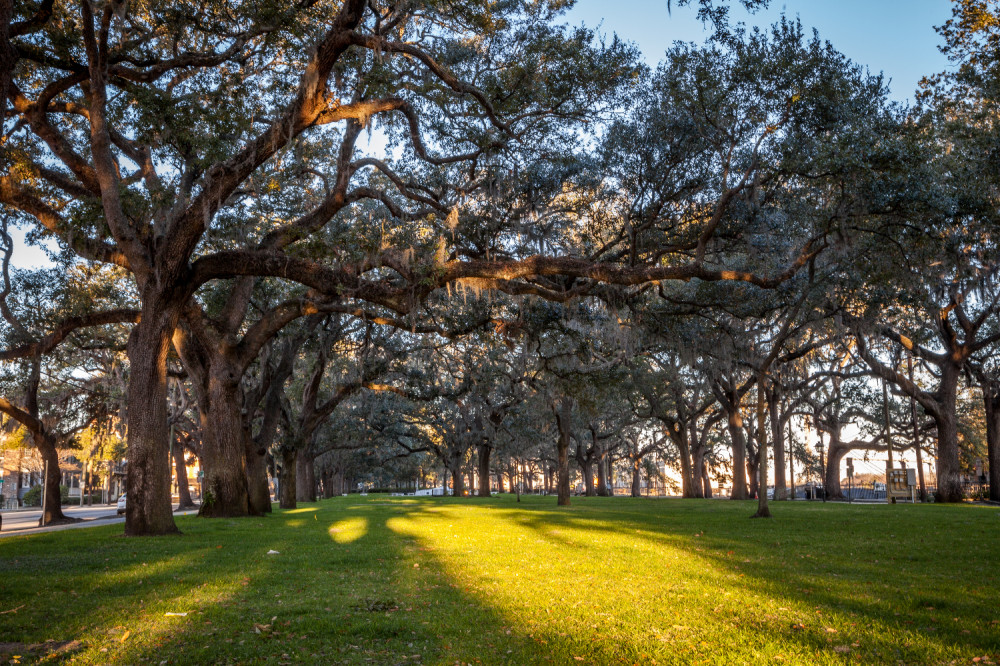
[[0, 504, 196, 538]]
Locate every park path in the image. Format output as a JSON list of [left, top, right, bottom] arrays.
[[0, 505, 197, 538]]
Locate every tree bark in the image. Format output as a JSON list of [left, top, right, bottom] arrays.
[[578, 446, 596, 496], [173, 440, 196, 510], [751, 375, 772, 519], [984, 387, 1000, 502], [825, 440, 848, 500], [554, 397, 573, 506], [124, 312, 179, 536], [279, 448, 297, 509], [199, 378, 250, 517], [768, 390, 787, 500], [596, 449, 610, 496], [932, 365, 964, 502], [451, 466, 465, 497], [631, 458, 641, 497], [245, 439, 271, 513], [296, 447, 316, 502], [674, 430, 694, 498], [477, 443, 492, 497], [691, 438, 706, 499], [701, 459, 713, 498], [727, 409, 749, 500], [36, 434, 67, 525]]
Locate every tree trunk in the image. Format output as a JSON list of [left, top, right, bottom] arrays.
[[296, 447, 316, 502], [245, 439, 271, 513], [477, 443, 492, 497], [596, 450, 610, 496], [746, 435, 759, 500], [674, 430, 694, 498], [173, 441, 196, 510], [691, 441, 706, 499], [933, 365, 964, 502], [701, 458, 713, 498], [769, 392, 787, 500], [279, 448, 297, 509], [451, 466, 465, 497], [825, 444, 847, 499], [554, 398, 572, 506], [36, 434, 67, 525], [199, 378, 250, 517], [579, 449, 596, 496], [631, 458, 641, 497], [751, 375, 772, 519], [727, 409, 749, 500], [984, 388, 1000, 502], [124, 312, 179, 536]]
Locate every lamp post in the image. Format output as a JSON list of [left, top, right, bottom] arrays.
[[817, 440, 826, 503]]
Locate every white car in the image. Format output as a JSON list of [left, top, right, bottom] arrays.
[[116, 494, 126, 515]]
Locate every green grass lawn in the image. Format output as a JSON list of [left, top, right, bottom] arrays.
[[1, 496, 998, 665]]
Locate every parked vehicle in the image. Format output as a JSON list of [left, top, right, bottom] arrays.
[[116, 494, 126, 515]]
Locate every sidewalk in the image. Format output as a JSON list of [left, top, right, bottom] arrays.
[[0, 505, 198, 538]]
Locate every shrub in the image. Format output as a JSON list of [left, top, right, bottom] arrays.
[[22, 484, 70, 507]]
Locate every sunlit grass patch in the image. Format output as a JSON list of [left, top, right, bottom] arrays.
[[0, 497, 997, 664]]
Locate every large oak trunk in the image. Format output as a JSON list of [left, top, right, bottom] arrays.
[[596, 451, 610, 496], [124, 313, 179, 536], [451, 466, 465, 497], [691, 442, 706, 499], [675, 432, 694, 498], [580, 451, 595, 496], [36, 434, 67, 525], [199, 379, 250, 517], [825, 442, 847, 499], [933, 366, 964, 502], [296, 448, 316, 502], [245, 440, 272, 513], [477, 443, 492, 497], [985, 389, 1000, 502], [631, 458, 641, 497], [554, 398, 572, 506]]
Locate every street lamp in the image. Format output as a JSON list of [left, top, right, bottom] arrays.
[[817, 440, 826, 503]]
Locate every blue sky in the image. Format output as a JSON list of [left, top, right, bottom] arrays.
[[565, 0, 954, 104]]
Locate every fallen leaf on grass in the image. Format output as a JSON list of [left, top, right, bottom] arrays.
[[824, 627, 838, 633], [833, 645, 851, 653], [119, 630, 131, 643]]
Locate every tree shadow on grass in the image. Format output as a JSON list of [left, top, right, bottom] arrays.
[[0, 499, 584, 665], [480, 496, 1000, 664], [1, 497, 998, 664]]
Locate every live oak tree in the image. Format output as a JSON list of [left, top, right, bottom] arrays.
[[2, 0, 648, 534]]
